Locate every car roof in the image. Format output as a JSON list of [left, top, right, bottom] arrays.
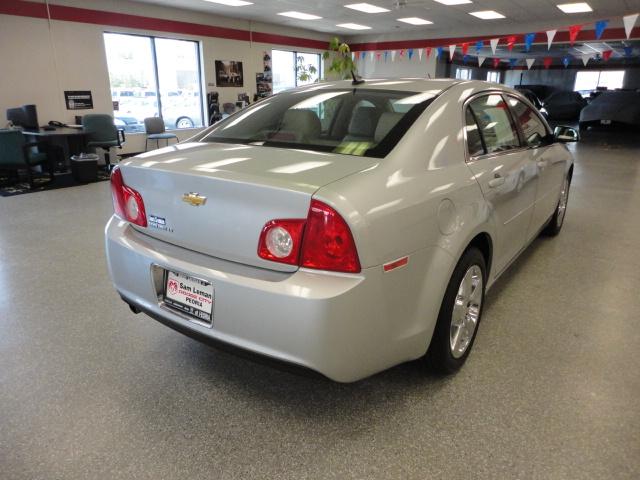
[[293, 78, 461, 94]]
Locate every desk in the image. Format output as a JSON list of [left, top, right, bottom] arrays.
[[22, 128, 87, 170]]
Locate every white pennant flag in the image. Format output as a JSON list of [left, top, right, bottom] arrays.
[[351, 52, 356, 61], [546, 29, 557, 50], [581, 54, 591, 66], [418, 48, 423, 61], [490, 38, 499, 55], [391, 50, 396, 62], [526, 58, 535, 70], [623, 13, 639, 39], [370, 51, 375, 61], [478, 56, 487, 67], [449, 44, 456, 60]]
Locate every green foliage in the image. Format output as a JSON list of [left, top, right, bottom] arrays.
[[296, 56, 318, 83], [323, 37, 357, 79]]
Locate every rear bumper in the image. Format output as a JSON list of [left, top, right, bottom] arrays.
[[105, 216, 430, 382]]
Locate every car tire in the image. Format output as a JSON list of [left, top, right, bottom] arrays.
[[542, 175, 570, 237], [423, 247, 486, 375], [176, 117, 194, 129]]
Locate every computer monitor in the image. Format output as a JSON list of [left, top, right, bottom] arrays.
[[6, 104, 39, 130]]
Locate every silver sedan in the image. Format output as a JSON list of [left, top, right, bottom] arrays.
[[105, 79, 575, 382]]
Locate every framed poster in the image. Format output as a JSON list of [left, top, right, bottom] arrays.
[[215, 60, 244, 87], [256, 52, 273, 98], [64, 91, 93, 110]]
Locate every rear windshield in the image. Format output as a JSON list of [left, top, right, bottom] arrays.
[[195, 88, 438, 158]]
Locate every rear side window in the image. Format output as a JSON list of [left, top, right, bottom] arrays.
[[507, 97, 548, 148], [465, 109, 484, 157], [468, 94, 521, 155]]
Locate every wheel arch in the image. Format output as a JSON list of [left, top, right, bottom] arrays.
[[466, 232, 493, 281]]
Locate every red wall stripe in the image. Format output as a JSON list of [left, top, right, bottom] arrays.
[[0, 0, 328, 49]]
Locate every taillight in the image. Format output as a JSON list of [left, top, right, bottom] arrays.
[[110, 165, 147, 227], [257, 200, 361, 273]]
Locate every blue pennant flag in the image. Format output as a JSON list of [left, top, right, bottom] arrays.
[[361, 51, 366, 60], [384, 51, 389, 62], [562, 56, 570, 68], [624, 46, 633, 57], [595, 20, 608, 40], [475, 40, 484, 53], [436, 46, 444, 58], [463, 54, 469, 64], [408, 48, 414, 59], [524, 33, 536, 52], [509, 58, 518, 68]]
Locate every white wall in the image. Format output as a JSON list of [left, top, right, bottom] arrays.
[[357, 52, 437, 79], [0, 0, 329, 153]]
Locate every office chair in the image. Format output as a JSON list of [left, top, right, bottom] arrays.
[[0, 129, 55, 189], [82, 114, 125, 169], [143, 117, 178, 151]]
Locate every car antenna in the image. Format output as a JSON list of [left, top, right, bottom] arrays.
[[351, 70, 365, 85]]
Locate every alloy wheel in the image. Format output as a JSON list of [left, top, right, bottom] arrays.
[[450, 265, 483, 359]]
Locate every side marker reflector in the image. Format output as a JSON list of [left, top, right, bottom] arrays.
[[383, 256, 409, 272]]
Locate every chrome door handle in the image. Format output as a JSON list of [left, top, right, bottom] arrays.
[[488, 175, 505, 188], [537, 159, 549, 168]]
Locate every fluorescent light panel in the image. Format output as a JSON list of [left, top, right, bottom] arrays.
[[433, 0, 472, 5], [398, 17, 433, 25], [345, 3, 390, 13], [278, 11, 322, 20], [557, 2, 592, 13], [336, 23, 372, 30], [203, 0, 253, 6], [469, 10, 505, 19]]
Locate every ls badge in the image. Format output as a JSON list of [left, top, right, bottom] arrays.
[[182, 192, 207, 207]]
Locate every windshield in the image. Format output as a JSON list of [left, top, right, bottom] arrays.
[[195, 88, 438, 158]]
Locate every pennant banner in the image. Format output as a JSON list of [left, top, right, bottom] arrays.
[[492, 58, 500, 69], [490, 38, 499, 55], [408, 48, 414, 59], [507, 36, 517, 51], [399, 49, 406, 58], [426, 47, 432, 59], [476, 40, 484, 53], [569, 25, 582, 46], [436, 46, 443, 59], [546, 29, 557, 50], [449, 44, 457, 61], [351, 52, 356, 61], [581, 54, 591, 66], [624, 46, 633, 57], [562, 56, 570, 68], [509, 58, 518, 68], [384, 51, 389, 62], [478, 56, 486, 67], [391, 50, 396, 62], [602, 50, 613, 61], [375, 51, 382, 60], [526, 58, 535, 70], [463, 54, 469, 64], [524, 33, 535, 52], [623, 13, 639, 39], [543, 57, 553, 69], [462, 42, 470, 56], [418, 48, 423, 60], [595, 20, 608, 40]]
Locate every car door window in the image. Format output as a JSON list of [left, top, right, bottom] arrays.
[[465, 108, 485, 157], [507, 97, 548, 148], [468, 94, 521, 154]]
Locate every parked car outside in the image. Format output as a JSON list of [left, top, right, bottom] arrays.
[[106, 79, 575, 382]]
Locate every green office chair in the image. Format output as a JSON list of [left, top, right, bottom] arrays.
[[82, 114, 125, 169], [144, 117, 178, 151], [0, 129, 55, 189]]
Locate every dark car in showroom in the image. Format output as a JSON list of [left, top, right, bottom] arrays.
[[542, 91, 588, 121], [579, 90, 640, 131]]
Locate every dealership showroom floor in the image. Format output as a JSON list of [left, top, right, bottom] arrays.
[[2, 1, 640, 479]]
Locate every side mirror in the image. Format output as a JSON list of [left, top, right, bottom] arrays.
[[554, 126, 579, 143]]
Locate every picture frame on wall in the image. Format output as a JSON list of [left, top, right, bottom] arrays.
[[215, 60, 244, 87]]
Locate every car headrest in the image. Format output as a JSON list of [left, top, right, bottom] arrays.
[[374, 112, 403, 143], [281, 109, 321, 141], [348, 106, 381, 138]]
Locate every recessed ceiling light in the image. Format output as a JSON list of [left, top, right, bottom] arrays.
[[433, 0, 472, 5], [557, 2, 593, 13], [203, 0, 253, 6], [336, 23, 372, 30], [469, 10, 505, 20], [345, 3, 390, 13], [278, 11, 322, 20], [397, 17, 433, 25]]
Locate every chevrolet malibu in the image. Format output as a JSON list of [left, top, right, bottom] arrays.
[[105, 79, 575, 382]]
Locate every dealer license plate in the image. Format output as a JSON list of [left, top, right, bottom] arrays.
[[163, 270, 214, 324], [601, 119, 612, 125]]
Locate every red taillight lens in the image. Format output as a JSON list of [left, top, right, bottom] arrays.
[[110, 165, 147, 227], [257, 200, 361, 273], [301, 200, 360, 273], [257, 219, 306, 265]]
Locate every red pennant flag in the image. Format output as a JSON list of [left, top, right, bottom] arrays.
[[375, 51, 382, 60], [569, 25, 582, 46], [492, 58, 500, 69], [399, 49, 406, 57], [543, 57, 553, 69], [462, 42, 470, 55], [426, 47, 432, 58], [602, 50, 613, 61], [507, 36, 517, 51]]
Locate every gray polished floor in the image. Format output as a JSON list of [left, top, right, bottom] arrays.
[[1, 134, 639, 480]]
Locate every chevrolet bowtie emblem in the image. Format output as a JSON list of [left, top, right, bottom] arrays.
[[182, 192, 207, 206]]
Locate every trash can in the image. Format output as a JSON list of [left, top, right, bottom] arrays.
[[70, 153, 99, 183]]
